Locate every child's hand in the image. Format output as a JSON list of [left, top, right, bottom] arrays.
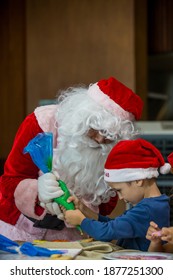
[[64, 209, 85, 226], [67, 196, 87, 213], [67, 195, 79, 208], [161, 227, 173, 244], [146, 221, 162, 243]]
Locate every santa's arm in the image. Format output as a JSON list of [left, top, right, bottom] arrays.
[[1, 113, 46, 223]]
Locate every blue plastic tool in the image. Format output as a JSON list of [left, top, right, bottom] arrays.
[[0, 234, 19, 254], [0, 234, 66, 257]]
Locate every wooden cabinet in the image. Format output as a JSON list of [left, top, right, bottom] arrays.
[[0, 0, 147, 163], [0, 0, 26, 161]]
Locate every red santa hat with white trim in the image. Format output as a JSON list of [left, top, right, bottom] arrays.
[[87, 77, 143, 121], [104, 138, 171, 182]]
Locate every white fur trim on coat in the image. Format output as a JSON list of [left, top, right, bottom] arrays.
[[87, 83, 134, 121], [14, 179, 46, 220], [34, 104, 58, 146]]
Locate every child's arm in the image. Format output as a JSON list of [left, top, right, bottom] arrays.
[[161, 227, 173, 244], [162, 242, 173, 253], [64, 209, 85, 225], [146, 221, 164, 252], [157, 227, 173, 253], [63, 209, 84, 225], [67, 196, 98, 220], [62, 196, 99, 227]]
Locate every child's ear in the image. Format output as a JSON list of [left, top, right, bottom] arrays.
[[135, 180, 143, 187]]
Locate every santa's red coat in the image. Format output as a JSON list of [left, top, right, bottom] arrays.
[[0, 105, 118, 225]]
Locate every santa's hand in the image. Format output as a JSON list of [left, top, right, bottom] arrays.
[[40, 201, 64, 219], [38, 173, 64, 203]]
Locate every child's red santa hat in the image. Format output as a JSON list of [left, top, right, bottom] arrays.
[[87, 77, 143, 121], [104, 138, 171, 182]]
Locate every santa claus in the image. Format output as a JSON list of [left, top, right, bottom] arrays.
[[0, 77, 143, 241]]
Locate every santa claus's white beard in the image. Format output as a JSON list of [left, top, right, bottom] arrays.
[[53, 135, 115, 205]]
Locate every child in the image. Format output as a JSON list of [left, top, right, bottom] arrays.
[[64, 138, 170, 251], [146, 152, 173, 253]]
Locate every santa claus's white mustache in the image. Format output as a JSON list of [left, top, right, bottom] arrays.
[[88, 139, 101, 148]]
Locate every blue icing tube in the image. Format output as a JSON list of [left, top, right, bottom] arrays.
[[23, 132, 53, 173], [0, 234, 19, 254], [19, 242, 67, 257]]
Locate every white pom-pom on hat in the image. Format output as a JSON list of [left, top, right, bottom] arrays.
[[160, 163, 171, 174]]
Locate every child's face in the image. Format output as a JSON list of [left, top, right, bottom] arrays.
[[108, 181, 144, 206]]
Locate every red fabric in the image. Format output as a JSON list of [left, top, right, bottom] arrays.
[[97, 77, 143, 120], [105, 138, 165, 170], [0, 113, 43, 224], [35, 199, 45, 215]]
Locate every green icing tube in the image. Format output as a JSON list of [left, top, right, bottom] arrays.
[[54, 180, 83, 235]]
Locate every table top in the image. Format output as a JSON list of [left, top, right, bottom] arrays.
[[1, 239, 172, 260]]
